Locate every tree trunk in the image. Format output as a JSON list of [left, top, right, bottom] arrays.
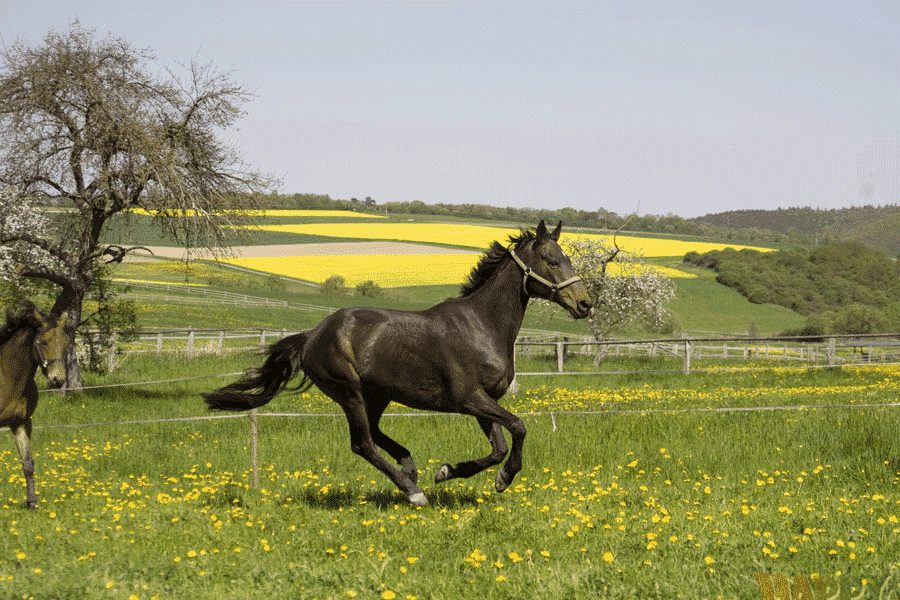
[[62, 297, 84, 392]]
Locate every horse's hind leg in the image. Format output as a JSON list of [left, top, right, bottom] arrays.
[[435, 417, 508, 483], [13, 422, 36, 510], [366, 399, 418, 485], [334, 391, 427, 506]]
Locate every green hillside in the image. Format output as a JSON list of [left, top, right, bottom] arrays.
[[96, 209, 817, 337], [108, 256, 805, 337]]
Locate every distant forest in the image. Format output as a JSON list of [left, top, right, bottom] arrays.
[[693, 205, 900, 256], [684, 242, 900, 336], [265, 193, 900, 256]]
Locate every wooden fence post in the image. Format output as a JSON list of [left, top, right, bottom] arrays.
[[186, 328, 194, 359], [683, 340, 692, 375], [156, 332, 163, 354], [217, 330, 225, 355], [249, 410, 259, 490]]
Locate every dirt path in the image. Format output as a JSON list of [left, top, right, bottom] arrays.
[[129, 241, 476, 261]]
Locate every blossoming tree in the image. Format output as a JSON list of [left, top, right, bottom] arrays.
[[564, 236, 676, 364]]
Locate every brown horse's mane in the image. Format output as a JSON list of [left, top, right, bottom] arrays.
[[0, 300, 44, 346], [460, 228, 536, 297]]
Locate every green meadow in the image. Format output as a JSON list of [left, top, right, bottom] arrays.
[[2, 211, 893, 599], [2, 354, 899, 599]]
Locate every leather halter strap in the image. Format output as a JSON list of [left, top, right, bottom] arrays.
[[509, 248, 582, 297]]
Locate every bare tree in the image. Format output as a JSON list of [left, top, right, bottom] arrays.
[[0, 23, 275, 388]]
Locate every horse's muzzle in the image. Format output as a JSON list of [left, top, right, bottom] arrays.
[[43, 359, 66, 389], [572, 299, 593, 319]]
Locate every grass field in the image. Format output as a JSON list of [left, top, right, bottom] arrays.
[[2, 353, 899, 599], [15, 209, 883, 598]]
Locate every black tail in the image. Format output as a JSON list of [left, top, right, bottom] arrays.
[[203, 331, 312, 411]]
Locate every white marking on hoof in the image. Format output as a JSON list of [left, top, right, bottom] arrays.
[[434, 464, 452, 483], [408, 492, 428, 507]]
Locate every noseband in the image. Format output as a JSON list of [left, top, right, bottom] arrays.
[[33, 324, 65, 373], [509, 248, 582, 298]]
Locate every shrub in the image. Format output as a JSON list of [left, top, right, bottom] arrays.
[[320, 275, 347, 295], [355, 280, 382, 297]]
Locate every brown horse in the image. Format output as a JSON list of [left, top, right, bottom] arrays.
[[204, 221, 592, 506], [0, 300, 69, 510]]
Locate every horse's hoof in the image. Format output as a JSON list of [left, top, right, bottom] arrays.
[[434, 464, 453, 484], [495, 470, 512, 493], [408, 492, 428, 507]]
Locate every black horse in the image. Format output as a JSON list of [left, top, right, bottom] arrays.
[[204, 221, 592, 506], [0, 300, 69, 510]]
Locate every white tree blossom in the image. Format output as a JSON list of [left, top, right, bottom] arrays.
[[564, 237, 676, 362], [0, 187, 57, 283]]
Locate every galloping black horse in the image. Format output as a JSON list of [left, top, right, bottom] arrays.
[[204, 221, 592, 506], [0, 300, 69, 510]]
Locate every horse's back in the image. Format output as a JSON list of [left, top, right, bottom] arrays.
[[302, 302, 509, 409]]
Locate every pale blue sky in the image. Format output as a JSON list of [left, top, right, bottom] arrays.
[[2, 0, 897, 217]]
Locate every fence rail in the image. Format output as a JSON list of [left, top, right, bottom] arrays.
[[117, 280, 333, 312], [82, 328, 900, 375]]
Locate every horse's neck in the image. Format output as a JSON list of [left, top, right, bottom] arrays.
[[465, 257, 529, 351], [0, 328, 38, 378]]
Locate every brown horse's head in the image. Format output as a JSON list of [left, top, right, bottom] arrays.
[[510, 221, 592, 319], [35, 311, 69, 388]]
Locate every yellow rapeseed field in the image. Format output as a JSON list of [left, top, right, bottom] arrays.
[[226, 254, 481, 287], [225, 220, 766, 286], [245, 222, 521, 249], [224, 253, 692, 287], [242, 222, 769, 256]]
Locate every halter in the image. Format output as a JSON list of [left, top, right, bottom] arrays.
[[509, 248, 582, 298], [33, 318, 66, 373]]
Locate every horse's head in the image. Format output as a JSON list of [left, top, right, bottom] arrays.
[[511, 221, 592, 319], [35, 311, 69, 389]]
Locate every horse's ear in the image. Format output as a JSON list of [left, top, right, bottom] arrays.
[[35, 307, 54, 329], [536, 220, 548, 239], [550, 221, 562, 241]]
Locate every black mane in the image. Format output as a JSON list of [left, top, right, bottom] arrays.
[[0, 300, 42, 346], [460, 228, 536, 297]]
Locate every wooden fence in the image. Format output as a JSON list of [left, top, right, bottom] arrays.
[[85, 328, 900, 375]]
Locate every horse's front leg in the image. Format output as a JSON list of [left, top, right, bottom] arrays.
[[435, 417, 508, 483], [436, 387, 527, 494], [13, 422, 37, 510]]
